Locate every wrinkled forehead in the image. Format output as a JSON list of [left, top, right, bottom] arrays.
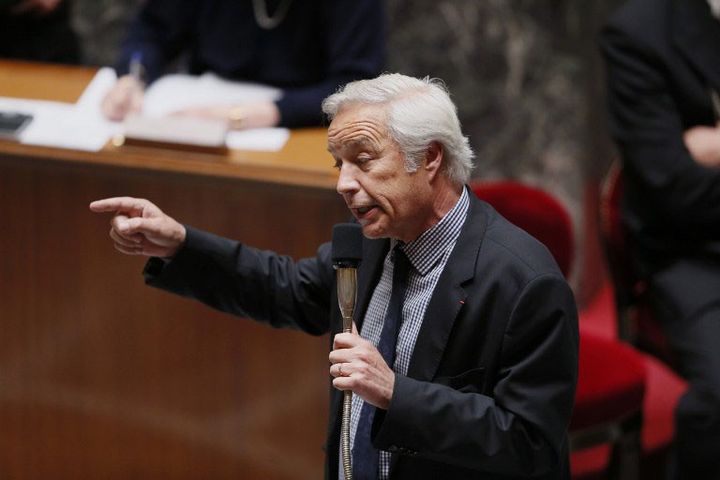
[[327, 103, 390, 151]]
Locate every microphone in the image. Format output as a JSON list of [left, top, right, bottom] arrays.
[[331, 223, 363, 480], [332, 223, 363, 324]]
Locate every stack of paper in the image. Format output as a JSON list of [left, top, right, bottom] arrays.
[[122, 113, 228, 150], [0, 67, 291, 153]]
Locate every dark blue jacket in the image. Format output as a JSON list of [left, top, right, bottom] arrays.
[[115, 0, 385, 127]]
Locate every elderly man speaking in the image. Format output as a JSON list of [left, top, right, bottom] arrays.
[[90, 74, 578, 480]]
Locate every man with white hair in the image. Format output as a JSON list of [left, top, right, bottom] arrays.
[[91, 73, 578, 479]]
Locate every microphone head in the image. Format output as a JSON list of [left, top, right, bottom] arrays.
[[331, 223, 363, 268]]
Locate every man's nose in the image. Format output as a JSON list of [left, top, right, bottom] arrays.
[[336, 164, 359, 196]]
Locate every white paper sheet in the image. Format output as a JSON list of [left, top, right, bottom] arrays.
[[141, 73, 282, 118], [75, 67, 117, 114], [225, 128, 290, 152], [124, 113, 228, 148], [140, 74, 290, 152], [0, 67, 121, 152], [21, 104, 120, 152], [1, 69, 290, 153]]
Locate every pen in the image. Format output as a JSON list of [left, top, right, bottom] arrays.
[[112, 51, 145, 147], [129, 51, 145, 85]]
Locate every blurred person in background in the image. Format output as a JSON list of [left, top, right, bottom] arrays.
[[101, 0, 385, 129], [601, 0, 720, 477]]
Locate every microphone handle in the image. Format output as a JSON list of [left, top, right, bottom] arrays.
[[336, 268, 357, 480], [341, 322, 353, 480]]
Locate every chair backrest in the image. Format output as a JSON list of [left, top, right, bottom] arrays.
[[471, 180, 574, 277], [599, 161, 641, 312], [599, 161, 649, 341], [599, 161, 675, 364]]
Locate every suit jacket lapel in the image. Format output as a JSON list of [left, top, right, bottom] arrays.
[[672, 0, 720, 91], [405, 194, 488, 382]]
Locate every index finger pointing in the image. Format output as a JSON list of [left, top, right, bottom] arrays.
[[89, 197, 146, 214]]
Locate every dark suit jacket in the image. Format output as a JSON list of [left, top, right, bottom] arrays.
[[144, 192, 579, 479], [600, 0, 720, 317]]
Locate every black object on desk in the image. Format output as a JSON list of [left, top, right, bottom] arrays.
[[0, 111, 33, 140]]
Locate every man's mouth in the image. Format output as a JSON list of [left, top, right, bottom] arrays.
[[351, 205, 378, 219]]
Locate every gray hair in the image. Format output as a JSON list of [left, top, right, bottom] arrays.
[[322, 73, 475, 185]]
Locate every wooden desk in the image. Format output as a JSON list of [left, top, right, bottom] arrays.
[[0, 60, 348, 479]]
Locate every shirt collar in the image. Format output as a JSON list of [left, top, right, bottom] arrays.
[[394, 186, 470, 276]]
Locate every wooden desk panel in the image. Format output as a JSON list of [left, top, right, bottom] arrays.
[[0, 62, 348, 479], [0, 59, 92, 102]]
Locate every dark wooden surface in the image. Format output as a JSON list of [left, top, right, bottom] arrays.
[[0, 60, 348, 479]]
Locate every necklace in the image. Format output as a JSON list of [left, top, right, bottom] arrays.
[[252, 0, 294, 30]]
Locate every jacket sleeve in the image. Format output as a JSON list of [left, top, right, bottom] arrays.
[[371, 274, 578, 477], [143, 226, 334, 336], [600, 25, 720, 234], [275, 0, 385, 127]]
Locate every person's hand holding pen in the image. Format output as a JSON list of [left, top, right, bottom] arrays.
[[101, 53, 145, 122], [101, 52, 281, 128]]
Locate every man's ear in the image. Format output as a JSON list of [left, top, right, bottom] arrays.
[[424, 141, 444, 181]]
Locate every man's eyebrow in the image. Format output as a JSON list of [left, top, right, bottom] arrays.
[[347, 138, 374, 148], [327, 137, 375, 153]]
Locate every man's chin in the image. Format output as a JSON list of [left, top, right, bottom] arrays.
[[359, 222, 388, 240]]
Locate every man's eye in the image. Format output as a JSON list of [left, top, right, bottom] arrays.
[[333, 158, 342, 170]]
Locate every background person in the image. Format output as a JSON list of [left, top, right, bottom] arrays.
[[600, 0, 720, 477], [101, 0, 385, 129]]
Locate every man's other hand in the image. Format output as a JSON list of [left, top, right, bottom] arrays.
[[101, 75, 144, 122], [683, 123, 720, 167]]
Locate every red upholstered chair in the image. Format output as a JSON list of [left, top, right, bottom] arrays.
[[472, 181, 647, 480], [471, 181, 573, 277], [599, 161, 676, 367]]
